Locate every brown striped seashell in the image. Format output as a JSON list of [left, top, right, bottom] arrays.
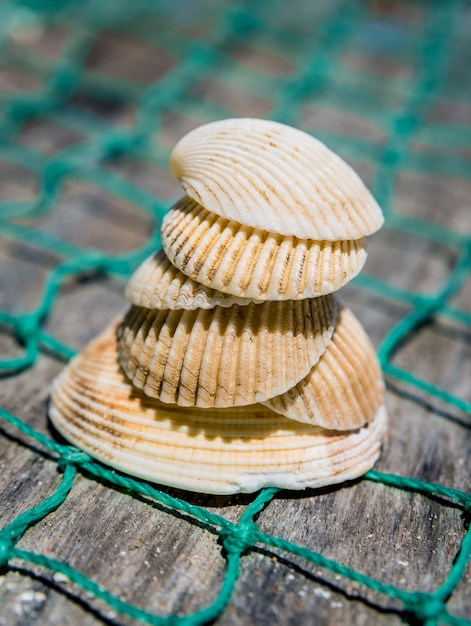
[[117, 295, 338, 407], [49, 322, 388, 495], [125, 248, 258, 310], [263, 307, 384, 430], [161, 197, 367, 300], [169, 118, 383, 241]]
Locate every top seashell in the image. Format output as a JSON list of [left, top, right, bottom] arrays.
[[169, 118, 383, 241]]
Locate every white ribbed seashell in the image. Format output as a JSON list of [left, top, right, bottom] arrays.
[[118, 296, 338, 407], [169, 118, 383, 240], [49, 322, 388, 495], [125, 248, 258, 310], [161, 197, 367, 300], [263, 307, 384, 430]]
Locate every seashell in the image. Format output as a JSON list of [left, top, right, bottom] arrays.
[[161, 196, 367, 300], [263, 307, 384, 430], [169, 118, 383, 241], [49, 322, 388, 495], [125, 248, 259, 310], [117, 295, 338, 407]]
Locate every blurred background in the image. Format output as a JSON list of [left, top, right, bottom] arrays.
[[1, 0, 470, 342]]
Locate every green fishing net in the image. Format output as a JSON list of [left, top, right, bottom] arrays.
[[0, 0, 470, 624]]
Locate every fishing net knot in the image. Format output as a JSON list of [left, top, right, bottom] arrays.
[[44, 160, 75, 192], [383, 147, 402, 166], [14, 315, 38, 341], [100, 132, 137, 158], [5, 96, 39, 121], [57, 448, 92, 471], [405, 593, 445, 622], [187, 43, 217, 67], [220, 522, 259, 555]]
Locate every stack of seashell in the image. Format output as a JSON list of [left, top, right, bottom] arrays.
[[50, 118, 388, 495]]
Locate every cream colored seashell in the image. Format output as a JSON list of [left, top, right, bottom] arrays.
[[49, 322, 388, 495], [161, 197, 367, 300], [263, 307, 384, 430], [125, 248, 258, 310], [169, 118, 383, 241], [117, 295, 338, 407]]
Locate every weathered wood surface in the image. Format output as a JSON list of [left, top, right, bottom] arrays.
[[1, 7, 471, 626]]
